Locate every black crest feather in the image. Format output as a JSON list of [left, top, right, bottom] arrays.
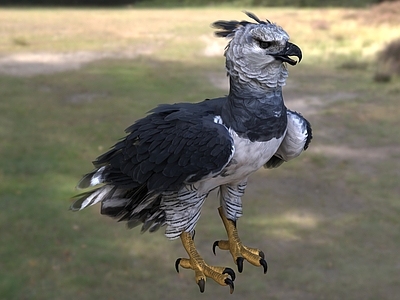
[[212, 11, 271, 38]]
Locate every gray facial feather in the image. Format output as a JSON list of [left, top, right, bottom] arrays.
[[214, 13, 292, 88]]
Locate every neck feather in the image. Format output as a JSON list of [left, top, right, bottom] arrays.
[[225, 59, 289, 90], [222, 80, 287, 142]]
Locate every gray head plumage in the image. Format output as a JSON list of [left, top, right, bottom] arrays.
[[212, 12, 302, 89]]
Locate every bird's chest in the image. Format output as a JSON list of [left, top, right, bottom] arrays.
[[221, 129, 284, 181]]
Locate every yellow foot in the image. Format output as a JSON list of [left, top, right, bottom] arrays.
[[176, 231, 235, 294], [213, 207, 268, 274]]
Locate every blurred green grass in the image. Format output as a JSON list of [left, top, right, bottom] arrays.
[[0, 6, 400, 300]]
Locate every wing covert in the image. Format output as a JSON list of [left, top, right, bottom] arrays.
[[93, 103, 234, 192]]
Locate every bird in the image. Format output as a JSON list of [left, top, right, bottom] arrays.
[[71, 11, 312, 294]]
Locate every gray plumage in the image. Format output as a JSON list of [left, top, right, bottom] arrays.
[[71, 12, 312, 240]]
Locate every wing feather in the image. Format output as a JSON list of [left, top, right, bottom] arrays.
[[72, 100, 232, 234], [265, 109, 312, 168], [93, 102, 234, 192]]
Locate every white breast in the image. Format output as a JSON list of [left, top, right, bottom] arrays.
[[227, 128, 284, 178], [198, 128, 284, 193]]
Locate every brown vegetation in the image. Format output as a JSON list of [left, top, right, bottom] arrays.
[[344, 0, 400, 24], [374, 38, 400, 81]]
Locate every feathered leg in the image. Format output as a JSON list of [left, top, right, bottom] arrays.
[[213, 206, 268, 274], [175, 231, 235, 294]]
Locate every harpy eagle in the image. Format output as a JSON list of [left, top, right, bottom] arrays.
[[71, 12, 312, 294]]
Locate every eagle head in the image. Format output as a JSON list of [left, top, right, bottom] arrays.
[[213, 12, 302, 88]]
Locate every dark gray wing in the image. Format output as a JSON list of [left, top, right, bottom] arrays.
[[265, 110, 312, 168], [82, 102, 234, 193]]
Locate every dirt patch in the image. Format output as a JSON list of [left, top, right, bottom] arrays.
[[0, 48, 153, 77]]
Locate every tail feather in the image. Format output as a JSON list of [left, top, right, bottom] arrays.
[[100, 197, 130, 217], [126, 218, 144, 229], [70, 186, 115, 211], [144, 210, 165, 233], [76, 166, 106, 189], [126, 207, 166, 233], [72, 164, 167, 234]]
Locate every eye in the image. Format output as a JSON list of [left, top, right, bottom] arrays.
[[258, 40, 272, 49]]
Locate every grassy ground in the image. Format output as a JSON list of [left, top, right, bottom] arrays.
[[0, 6, 399, 300]]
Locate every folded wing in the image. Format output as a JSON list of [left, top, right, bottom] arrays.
[[265, 110, 312, 169], [71, 102, 235, 225]]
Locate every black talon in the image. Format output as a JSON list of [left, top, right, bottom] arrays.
[[260, 258, 268, 274], [212, 241, 219, 255], [259, 250, 265, 259], [175, 258, 181, 273], [236, 257, 244, 273], [224, 278, 235, 294], [222, 267, 236, 281], [197, 278, 206, 293]]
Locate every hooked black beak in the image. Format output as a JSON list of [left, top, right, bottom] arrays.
[[272, 42, 302, 66]]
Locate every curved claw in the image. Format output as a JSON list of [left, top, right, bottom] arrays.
[[236, 257, 244, 273], [222, 267, 236, 281], [197, 278, 206, 293], [212, 241, 219, 255], [260, 258, 268, 274], [224, 278, 235, 294], [175, 258, 181, 273], [259, 250, 265, 259]]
